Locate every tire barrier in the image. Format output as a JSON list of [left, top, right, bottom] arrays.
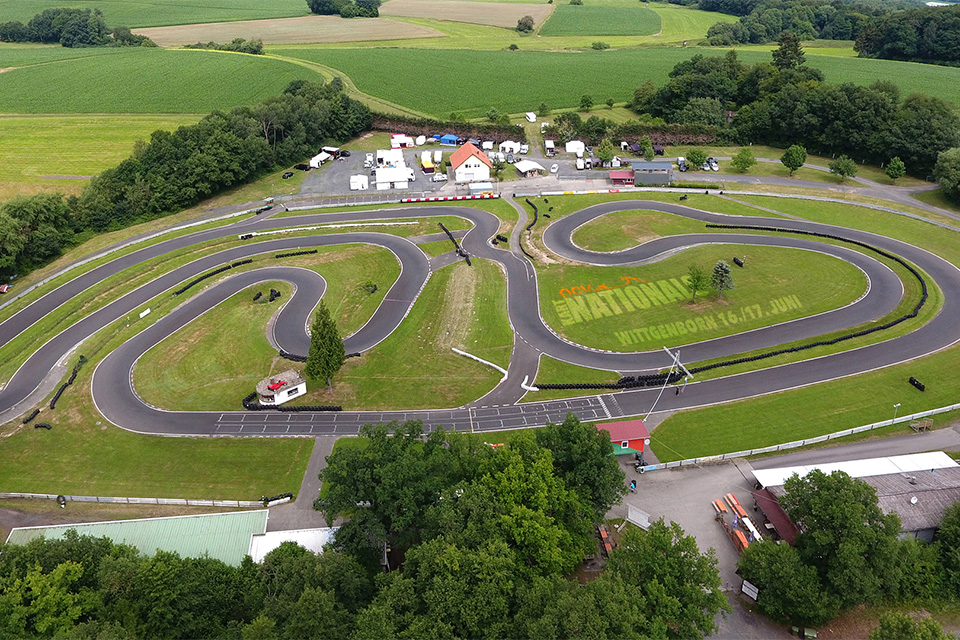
[[35, 423, 52, 430], [275, 249, 318, 259], [438, 222, 471, 266], [525, 198, 539, 231], [537, 370, 685, 391], [733, 257, 744, 267], [253, 291, 262, 302], [22, 409, 40, 424], [679, 195, 689, 201], [254, 205, 273, 215], [346, 352, 362, 359], [242, 392, 341, 412], [49, 355, 86, 410], [269, 289, 281, 302], [910, 376, 926, 391], [239, 233, 254, 240], [278, 349, 307, 362], [231, 259, 252, 268], [496, 234, 508, 243], [174, 264, 233, 296], [261, 492, 294, 506]]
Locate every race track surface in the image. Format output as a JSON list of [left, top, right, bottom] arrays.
[[1, 199, 957, 436]]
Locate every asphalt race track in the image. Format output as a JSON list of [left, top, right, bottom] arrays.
[[2, 199, 959, 436]]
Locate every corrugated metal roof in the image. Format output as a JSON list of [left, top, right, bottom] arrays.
[[248, 527, 339, 563], [5, 510, 268, 566], [754, 451, 958, 489]]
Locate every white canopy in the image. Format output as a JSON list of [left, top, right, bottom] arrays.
[[513, 160, 545, 173], [753, 451, 958, 489]]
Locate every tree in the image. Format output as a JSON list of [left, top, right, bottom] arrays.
[[870, 612, 955, 640], [935, 147, 960, 202], [885, 156, 906, 184], [936, 501, 960, 597], [687, 264, 708, 303], [687, 147, 707, 170], [731, 147, 757, 172], [639, 136, 654, 161], [537, 102, 549, 116], [678, 97, 726, 127], [242, 615, 278, 640], [738, 541, 836, 627], [508, 43, 518, 50], [605, 97, 615, 109], [780, 470, 902, 608], [355, 0, 380, 11], [304, 299, 345, 388], [829, 155, 858, 182], [711, 260, 734, 299], [306, 0, 348, 15], [516, 15, 534, 32], [592, 41, 610, 50], [780, 144, 807, 175], [596, 138, 615, 164], [607, 521, 730, 638], [535, 412, 625, 519], [772, 31, 806, 70], [486, 107, 501, 122], [631, 80, 656, 112], [580, 94, 593, 111]]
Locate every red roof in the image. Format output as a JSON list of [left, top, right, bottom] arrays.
[[450, 142, 491, 170], [751, 488, 798, 545], [609, 170, 634, 180], [597, 419, 649, 442]]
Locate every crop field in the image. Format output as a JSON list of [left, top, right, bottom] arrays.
[[538, 5, 661, 37], [380, 0, 554, 29], [0, 0, 308, 29], [0, 45, 128, 68], [273, 46, 960, 116], [0, 49, 317, 113], [537, 244, 867, 352], [136, 16, 446, 46], [0, 114, 200, 200]]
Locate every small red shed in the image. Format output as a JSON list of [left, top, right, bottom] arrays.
[[609, 170, 635, 186], [597, 419, 650, 455]]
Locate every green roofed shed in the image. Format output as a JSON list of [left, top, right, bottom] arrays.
[[5, 510, 268, 566]]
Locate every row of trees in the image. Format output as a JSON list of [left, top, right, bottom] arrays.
[[0, 416, 731, 638], [855, 4, 960, 65], [306, 0, 380, 18], [632, 42, 960, 177], [0, 80, 371, 278], [0, 8, 154, 47], [183, 38, 264, 54], [740, 469, 960, 631]]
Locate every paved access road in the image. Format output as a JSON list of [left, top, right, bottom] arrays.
[[1, 198, 958, 436]]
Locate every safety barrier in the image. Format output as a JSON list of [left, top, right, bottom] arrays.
[[241, 392, 341, 412], [49, 355, 86, 410], [438, 222, 471, 266], [22, 409, 40, 424], [275, 249, 318, 259], [401, 194, 498, 203], [0, 492, 263, 507], [524, 198, 539, 231]]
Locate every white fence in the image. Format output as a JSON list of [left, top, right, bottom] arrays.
[[643, 400, 960, 472], [0, 492, 262, 508]]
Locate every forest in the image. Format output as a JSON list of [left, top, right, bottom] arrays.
[[0, 416, 731, 639], [855, 5, 960, 65]]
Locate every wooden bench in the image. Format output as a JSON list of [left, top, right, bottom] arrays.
[[911, 419, 933, 432]]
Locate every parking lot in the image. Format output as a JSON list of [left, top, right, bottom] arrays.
[[297, 146, 452, 198]]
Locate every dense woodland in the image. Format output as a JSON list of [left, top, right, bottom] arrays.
[[855, 4, 960, 64], [739, 469, 960, 639], [0, 8, 154, 47], [0, 80, 370, 278], [0, 416, 733, 639]]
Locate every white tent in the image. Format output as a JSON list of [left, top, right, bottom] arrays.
[[376, 149, 405, 166], [513, 160, 545, 175], [309, 151, 332, 168], [390, 135, 414, 149], [481, 140, 494, 150], [421, 150, 432, 162], [433, 150, 442, 163], [415, 135, 426, 146], [499, 140, 520, 154], [349, 174, 369, 191], [565, 140, 585, 156], [374, 166, 413, 190]]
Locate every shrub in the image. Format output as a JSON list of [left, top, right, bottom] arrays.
[[517, 15, 535, 32], [592, 41, 610, 50]]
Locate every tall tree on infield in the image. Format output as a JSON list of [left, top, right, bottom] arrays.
[[687, 264, 709, 303], [305, 299, 345, 389], [781, 144, 807, 176], [711, 260, 734, 300]]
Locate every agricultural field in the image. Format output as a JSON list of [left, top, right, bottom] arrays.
[[0, 114, 200, 200], [135, 16, 446, 46], [538, 5, 661, 37], [0, 0, 309, 28], [379, 0, 554, 29], [272, 46, 960, 117], [0, 48, 317, 113]]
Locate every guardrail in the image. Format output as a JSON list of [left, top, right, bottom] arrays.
[[0, 492, 263, 507], [640, 401, 960, 472]]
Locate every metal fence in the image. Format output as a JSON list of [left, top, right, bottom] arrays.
[[642, 400, 960, 472], [0, 492, 262, 507]]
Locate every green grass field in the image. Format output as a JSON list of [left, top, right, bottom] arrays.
[[523, 355, 619, 403], [0, 49, 317, 114], [0, 0, 309, 28], [570, 208, 716, 253], [0, 114, 200, 200], [537, 244, 867, 352], [270, 46, 960, 116], [538, 5, 661, 37]]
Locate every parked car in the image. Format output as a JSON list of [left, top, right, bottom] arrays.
[[520, 144, 529, 154], [0, 284, 10, 294], [708, 157, 719, 171], [701, 161, 711, 171], [281, 171, 294, 179], [363, 160, 373, 169], [340, 150, 351, 157], [506, 153, 514, 163], [550, 163, 559, 174], [432, 172, 448, 182]]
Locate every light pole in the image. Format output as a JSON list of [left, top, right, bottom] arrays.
[[893, 403, 901, 424]]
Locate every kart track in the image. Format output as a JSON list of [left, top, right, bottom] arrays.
[[1, 199, 958, 437]]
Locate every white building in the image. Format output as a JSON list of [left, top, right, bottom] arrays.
[[499, 140, 520, 154], [349, 174, 369, 190], [565, 140, 585, 156], [256, 370, 306, 406], [390, 134, 414, 148], [376, 148, 405, 166], [374, 166, 414, 190], [450, 142, 492, 183]]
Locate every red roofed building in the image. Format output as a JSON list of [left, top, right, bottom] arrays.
[[450, 142, 492, 183], [597, 419, 650, 455], [609, 170, 634, 186]]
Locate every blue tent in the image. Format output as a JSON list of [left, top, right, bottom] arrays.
[[440, 134, 459, 146]]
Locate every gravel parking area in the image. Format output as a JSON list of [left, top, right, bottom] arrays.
[[298, 147, 450, 198]]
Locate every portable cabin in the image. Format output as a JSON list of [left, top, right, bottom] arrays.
[[309, 152, 331, 168], [415, 135, 426, 146], [349, 174, 369, 191], [597, 419, 649, 455], [525, 112, 537, 123], [565, 140, 585, 156], [433, 150, 442, 163], [481, 140, 494, 151], [440, 134, 459, 146], [499, 140, 520, 154]]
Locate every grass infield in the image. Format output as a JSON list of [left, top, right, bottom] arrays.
[[537, 244, 867, 352], [538, 5, 661, 37]]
